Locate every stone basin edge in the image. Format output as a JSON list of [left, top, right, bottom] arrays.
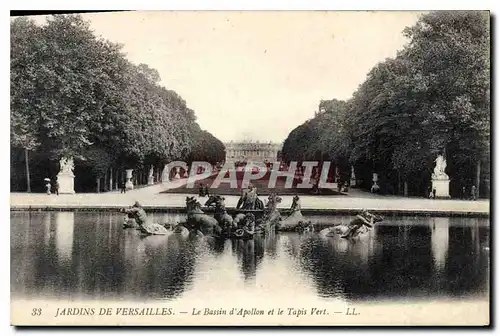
[[9, 205, 490, 218]]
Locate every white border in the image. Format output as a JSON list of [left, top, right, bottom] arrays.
[[2, 1, 498, 335]]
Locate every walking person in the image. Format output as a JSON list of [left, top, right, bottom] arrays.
[[432, 188, 437, 199], [471, 185, 477, 201], [54, 178, 59, 196], [45, 179, 51, 195], [121, 179, 127, 194]]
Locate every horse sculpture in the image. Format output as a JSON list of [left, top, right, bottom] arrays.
[[185, 196, 222, 237], [205, 195, 234, 235], [170, 222, 190, 237], [256, 193, 282, 233]]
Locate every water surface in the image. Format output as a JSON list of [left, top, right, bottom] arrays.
[[11, 211, 490, 303]]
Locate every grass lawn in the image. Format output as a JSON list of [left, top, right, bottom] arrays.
[[161, 170, 344, 196]]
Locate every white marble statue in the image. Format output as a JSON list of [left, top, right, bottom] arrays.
[[433, 155, 448, 179], [57, 157, 75, 193], [59, 157, 74, 176], [431, 155, 450, 197]]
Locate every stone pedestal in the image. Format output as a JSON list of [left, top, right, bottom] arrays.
[[57, 173, 75, 194], [431, 154, 450, 198], [432, 178, 450, 198], [125, 169, 134, 190], [57, 157, 75, 194]]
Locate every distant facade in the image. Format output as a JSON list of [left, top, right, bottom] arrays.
[[224, 141, 282, 164]]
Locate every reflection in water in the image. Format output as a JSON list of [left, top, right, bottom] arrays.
[[121, 232, 198, 299], [430, 217, 449, 273], [231, 236, 265, 281], [54, 212, 74, 263], [263, 232, 279, 258], [43, 211, 51, 247], [11, 212, 490, 303], [295, 231, 382, 300]]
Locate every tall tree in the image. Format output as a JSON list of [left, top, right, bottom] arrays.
[[282, 11, 490, 197], [11, 17, 43, 191]]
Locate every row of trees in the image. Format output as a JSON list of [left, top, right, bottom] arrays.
[[282, 11, 490, 197], [11, 15, 225, 192]]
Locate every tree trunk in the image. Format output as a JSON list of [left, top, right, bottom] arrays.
[[24, 148, 31, 193], [96, 177, 100, 193], [398, 170, 402, 196], [476, 160, 481, 198], [404, 180, 408, 197], [109, 167, 113, 191], [115, 168, 118, 190], [104, 170, 108, 192]]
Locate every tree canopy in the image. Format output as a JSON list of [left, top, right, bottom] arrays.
[[11, 14, 225, 192], [281, 11, 490, 197]]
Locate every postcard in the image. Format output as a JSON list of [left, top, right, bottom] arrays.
[[10, 10, 490, 326]]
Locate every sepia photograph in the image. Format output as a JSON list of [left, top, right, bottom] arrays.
[[9, 10, 490, 326]]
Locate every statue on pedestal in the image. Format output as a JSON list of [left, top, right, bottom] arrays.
[[125, 169, 134, 190], [57, 157, 75, 194], [432, 155, 449, 179], [431, 154, 450, 198], [59, 157, 74, 176]]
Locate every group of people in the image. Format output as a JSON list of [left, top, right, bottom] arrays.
[[44, 178, 59, 195], [428, 185, 478, 200], [463, 185, 478, 201]]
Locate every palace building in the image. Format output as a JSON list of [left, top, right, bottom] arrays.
[[224, 140, 282, 164]]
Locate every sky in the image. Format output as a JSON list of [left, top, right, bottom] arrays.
[[31, 11, 423, 143]]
